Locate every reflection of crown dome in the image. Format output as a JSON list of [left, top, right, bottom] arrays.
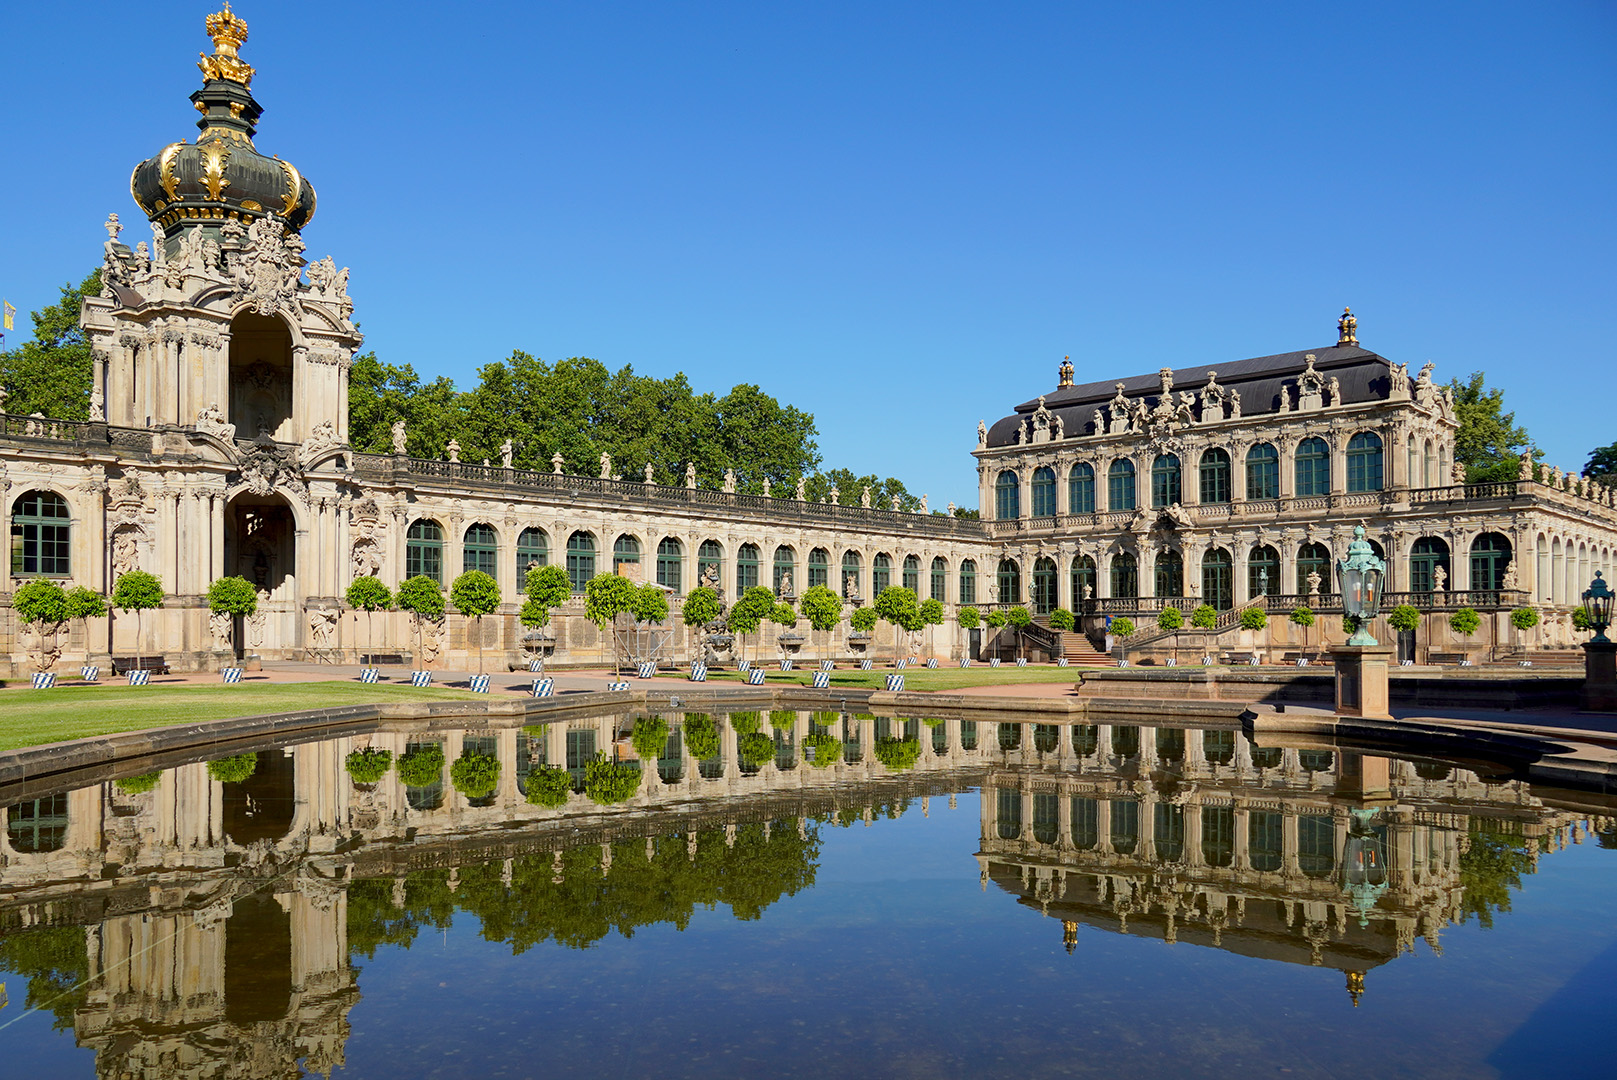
[[129, 5, 315, 247]]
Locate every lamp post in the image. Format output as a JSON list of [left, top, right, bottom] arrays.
[[1337, 525, 1387, 646], [1583, 571, 1613, 644], [1331, 525, 1393, 719], [1580, 571, 1617, 711]]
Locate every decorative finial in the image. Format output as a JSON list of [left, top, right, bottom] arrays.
[[1058, 355, 1074, 388], [1346, 971, 1365, 1006], [199, 4, 255, 87], [1338, 305, 1357, 347]]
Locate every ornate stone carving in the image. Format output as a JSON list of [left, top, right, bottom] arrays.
[[211, 610, 233, 649], [307, 607, 337, 649], [196, 401, 236, 441], [391, 420, 407, 454], [447, 439, 460, 463], [1326, 377, 1340, 408], [501, 439, 513, 468], [795, 476, 807, 501], [685, 462, 697, 489], [977, 420, 988, 448], [235, 439, 307, 503], [722, 468, 736, 494], [1414, 362, 1439, 409], [89, 385, 105, 422], [233, 214, 304, 317]]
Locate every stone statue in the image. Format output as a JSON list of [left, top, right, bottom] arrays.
[[977, 420, 987, 447], [1326, 376, 1340, 407], [685, 462, 697, 489], [795, 477, 807, 501], [1175, 391, 1196, 425], [1389, 362, 1410, 396], [1082, 583, 1093, 601], [500, 439, 514, 468], [0, 384, 9, 413], [861, 486, 871, 509], [1338, 306, 1357, 346], [1501, 560, 1518, 590], [1092, 408, 1105, 434], [246, 601, 268, 650], [447, 439, 461, 463], [391, 420, 407, 454], [89, 385, 105, 422], [307, 607, 338, 649], [1306, 570, 1322, 598], [1451, 460, 1467, 484], [830, 486, 839, 505], [599, 452, 612, 480], [890, 494, 901, 511], [762, 477, 771, 497], [111, 529, 141, 576], [210, 610, 232, 650], [1228, 390, 1241, 419], [196, 401, 235, 441], [844, 573, 857, 599], [552, 451, 565, 474], [1276, 384, 1291, 413], [919, 495, 928, 514], [1108, 383, 1132, 434], [481, 459, 490, 468], [947, 501, 956, 516], [722, 468, 736, 493], [644, 462, 656, 484], [1433, 564, 1447, 592], [779, 570, 793, 596]]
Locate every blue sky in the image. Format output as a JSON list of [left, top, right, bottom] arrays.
[[2, 2, 1613, 508]]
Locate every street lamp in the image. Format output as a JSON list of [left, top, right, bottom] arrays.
[[1342, 807, 1389, 929], [1583, 571, 1614, 645], [1337, 525, 1387, 646]]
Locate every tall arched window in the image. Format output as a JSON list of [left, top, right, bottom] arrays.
[[958, 559, 977, 604], [612, 535, 641, 573], [1068, 463, 1095, 514], [1202, 548, 1233, 609], [1151, 454, 1181, 508], [1248, 544, 1279, 598], [10, 491, 70, 577], [930, 557, 947, 602], [1031, 467, 1057, 517], [1071, 554, 1096, 605], [516, 527, 548, 584], [1154, 550, 1184, 597], [1297, 542, 1331, 595], [808, 548, 830, 589], [902, 554, 921, 592], [1199, 449, 1231, 504], [406, 519, 444, 584], [1470, 533, 1513, 592], [656, 537, 683, 593], [1347, 432, 1384, 492], [736, 543, 760, 592], [1246, 443, 1279, 499], [697, 540, 723, 591], [873, 553, 892, 596], [1110, 552, 1138, 598], [773, 546, 796, 595], [995, 470, 1021, 520], [997, 558, 1021, 603], [1031, 557, 1057, 614], [841, 550, 862, 599], [463, 523, 497, 575], [1295, 437, 1330, 497], [565, 531, 596, 592], [1410, 537, 1450, 593], [1108, 460, 1137, 511]]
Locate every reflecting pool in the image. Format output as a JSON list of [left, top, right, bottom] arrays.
[[2, 710, 1615, 1078]]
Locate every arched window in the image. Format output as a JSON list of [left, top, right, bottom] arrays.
[[697, 540, 723, 591], [463, 523, 497, 575], [1248, 544, 1279, 598], [1297, 542, 1331, 595], [1296, 437, 1330, 497], [997, 558, 1021, 603], [656, 537, 683, 593], [613, 535, 641, 571], [1111, 552, 1138, 598], [6, 793, 68, 854], [1199, 449, 1231, 504], [736, 543, 760, 592], [1246, 443, 1279, 500], [1031, 466, 1057, 517], [958, 559, 977, 604], [1249, 812, 1283, 872], [808, 548, 830, 589], [10, 491, 70, 577], [406, 519, 444, 584], [773, 545, 796, 595], [841, 550, 862, 599], [1154, 550, 1184, 597], [1032, 557, 1057, 614], [516, 527, 548, 585], [1108, 460, 1137, 511], [1470, 533, 1513, 592], [995, 470, 1021, 520], [1299, 816, 1336, 879], [1151, 454, 1181, 508], [1202, 548, 1233, 610], [903, 555, 921, 592], [930, 557, 947, 602], [565, 531, 596, 592], [1410, 537, 1450, 593], [873, 553, 892, 596], [1347, 432, 1384, 492], [1068, 463, 1095, 514], [1071, 554, 1096, 605]]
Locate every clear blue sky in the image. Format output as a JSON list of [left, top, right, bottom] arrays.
[[3, 2, 1613, 508]]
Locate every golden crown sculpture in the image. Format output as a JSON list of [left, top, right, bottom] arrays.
[[198, 3, 255, 87]]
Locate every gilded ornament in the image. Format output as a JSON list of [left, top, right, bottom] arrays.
[[241, 199, 262, 212], [129, 164, 147, 214], [275, 157, 304, 217], [197, 4, 255, 87], [199, 138, 232, 200], [158, 142, 184, 202]]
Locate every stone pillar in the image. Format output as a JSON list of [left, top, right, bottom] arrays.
[[1581, 641, 1617, 712], [1332, 643, 1394, 719]]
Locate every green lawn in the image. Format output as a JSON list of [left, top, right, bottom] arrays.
[[703, 667, 1082, 692], [0, 680, 485, 752]]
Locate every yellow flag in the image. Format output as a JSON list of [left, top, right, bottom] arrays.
[[2, 301, 13, 332]]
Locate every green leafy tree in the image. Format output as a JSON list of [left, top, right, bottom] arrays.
[[799, 584, 843, 665], [345, 575, 393, 666], [1450, 606, 1482, 641], [345, 748, 393, 785], [207, 576, 258, 661], [681, 584, 722, 662], [633, 583, 670, 625], [1572, 605, 1593, 632], [13, 579, 67, 671], [631, 717, 670, 761], [451, 748, 501, 799], [397, 743, 446, 788], [1388, 604, 1421, 633], [64, 587, 107, 659], [874, 737, 921, 771], [1585, 442, 1617, 486], [524, 765, 572, 807], [1190, 604, 1218, 630], [1449, 372, 1534, 483], [207, 753, 258, 784], [874, 587, 923, 660], [919, 597, 945, 657], [727, 585, 778, 663], [1457, 824, 1537, 928], [984, 608, 1006, 629], [1110, 617, 1137, 640], [683, 715, 720, 761], [1006, 605, 1032, 660], [583, 754, 642, 805], [1157, 605, 1185, 660], [804, 731, 842, 768], [849, 605, 878, 634], [957, 606, 980, 629], [451, 570, 501, 674], [348, 353, 466, 458], [0, 924, 93, 1030], [1509, 606, 1540, 631], [115, 771, 161, 795], [0, 269, 98, 419], [111, 571, 164, 673], [396, 575, 445, 667], [1048, 607, 1075, 632], [520, 564, 569, 630], [737, 732, 774, 769], [1289, 606, 1315, 655]]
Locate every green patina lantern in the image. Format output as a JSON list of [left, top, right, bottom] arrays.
[[1336, 525, 1387, 647], [1583, 571, 1614, 645]]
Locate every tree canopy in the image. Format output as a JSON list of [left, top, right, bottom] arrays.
[[1449, 372, 1533, 483], [0, 270, 98, 420], [1585, 441, 1617, 485]]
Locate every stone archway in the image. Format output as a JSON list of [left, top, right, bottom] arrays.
[[228, 311, 295, 441], [225, 492, 298, 657]]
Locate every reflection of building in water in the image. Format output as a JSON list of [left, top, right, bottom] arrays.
[[975, 719, 1600, 1003]]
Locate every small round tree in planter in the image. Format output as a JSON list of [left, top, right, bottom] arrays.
[[112, 571, 165, 677], [1006, 605, 1032, 661], [1191, 604, 1217, 630], [1109, 617, 1137, 658], [450, 748, 501, 800], [521, 564, 571, 662], [1510, 606, 1540, 653], [345, 748, 394, 787], [397, 742, 446, 788], [1156, 605, 1185, 662], [583, 754, 642, 805], [1049, 608, 1075, 632], [874, 586, 922, 663], [451, 570, 501, 674], [207, 575, 258, 664], [207, 753, 258, 784], [874, 736, 922, 771], [800, 584, 843, 666], [804, 731, 843, 768], [64, 586, 107, 670], [1449, 607, 1482, 659], [1388, 603, 1421, 662], [681, 584, 723, 662], [630, 716, 670, 761], [524, 764, 572, 807], [919, 597, 946, 659], [1289, 606, 1315, 658], [848, 605, 878, 653], [13, 579, 67, 674], [1239, 607, 1269, 660], [396, 575, 445, 670], [727, 585, 778, 666], [345, 575, 393, 668], [683, 714, 720, 761]]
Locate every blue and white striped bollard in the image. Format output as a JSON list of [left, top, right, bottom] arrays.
[[925, 657, 938, 668], [859, 658, 873, 670], [689, 662, 707, 682], [884, 673, 905, 692], [820, 659, 833, 671], [359, 667, 380, 683], [959, 658, 972, 668], [31, 672, 55, 689], [531, 677, 555, 697], [779, 659, 793, 671], [989, 658, 1001, 668], [1015, 657, 1027, 667], [812, 671, 830, 689], [1056, 657, 1068, 667], [528, 658, 545, 672], [469, 674, 491, 693], [637, 661, 657, 679], [221, 667, 243, 683], [895, 658, 908, 670], [80, 664, 99, 682], [747, 668, 767, 685], [409, 670, 432, 687], [127, 669, 150, 686]]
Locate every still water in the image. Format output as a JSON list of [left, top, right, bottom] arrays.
[[1, 710, 1614, 1078]]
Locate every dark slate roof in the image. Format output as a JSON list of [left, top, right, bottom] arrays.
[[985, 344, 1394, 449]]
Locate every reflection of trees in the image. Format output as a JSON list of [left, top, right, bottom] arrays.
[[0, 924, 91, 1030], [1458, 825, 1537, 929], [345, 820, 821, 957]]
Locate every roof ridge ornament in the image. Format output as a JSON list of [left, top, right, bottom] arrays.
[[1058, 355, 1074, 388], [199, 4, 255, 87], [1338, 306, 1357, 347]]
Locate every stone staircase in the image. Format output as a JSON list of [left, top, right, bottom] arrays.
[[1060, 632, 1114, 667]]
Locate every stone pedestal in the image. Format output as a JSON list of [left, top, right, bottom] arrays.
[[1331, 644, 1394, 720], [1580, 641, 1617, 713]]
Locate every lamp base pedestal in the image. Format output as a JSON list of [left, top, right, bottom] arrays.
[[1580, 641, 1617, 713], [1331, 644, 1395, 720]]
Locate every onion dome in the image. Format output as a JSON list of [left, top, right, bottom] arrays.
[[129, 5, 315, 249]]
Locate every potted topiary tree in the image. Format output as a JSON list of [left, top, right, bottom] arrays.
[[727, 585, 778, 667], [520, 564, 570, 665], [207, 575, 258, 670], [396, 575, 445, 673], [450, 570, 501, 675], [1109, 616, 1137, 660], [800, 583, 843, 667], [1387, 603, 1421, 663], [1006, 605, 1032, 661], [345, 575, 392, 671], [1510, 605, 1540, 656], [919, 597, 945, 661], [1449, 606, 1482, 662], [1239, 606, 1269, 662], [584, 572, 638, 675], [770, 601, 802, 660], [681, 584, 722, 663], [957, 605, 981, 660], [874, 586, 921, 664], [111, 570, 165, 680], [63, 586, 107, 677], [1289, 605, 1315, 661], [848, 604, 878, 660], [1156, 605, 1185, 663], [344, 748, 393, 788], [13, 579, 67, 677]]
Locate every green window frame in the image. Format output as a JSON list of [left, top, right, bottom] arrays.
[[1068, 463, 1095, 514], [1108, 460, 1136, 511], [1151, 454, 1181, 508], [1199, 448, 1231, 504], [1346, 431, 1384, 492], [930, 557, 947, 602], [872, 553, 892, 596], [1248, 544, 1279, 597], [1031, 467, 1057, 517], [1295, 437, 1330, 497], [995, 470, 1021, 520], [1071, 555, 1095, 605], [7, 793, 68, 853], [656, 537, 682, 593], [996, 558, 1020, 604], [463, 522, 497, 575], [736, 544, 760, 592], [1154, 802, 1185, 862], [841, 550, 862, 599], [697, 540, 724, 591], [1410, 537, 1449, 593], [1031, 557, 1057, 614], [958, 559, 976, 604], [1201, 548, 1233, 610], [1298, 815, 1336, 878], [1109, 799, 1139, 854], [1201, 805, 1235, 868], [1246, 443, 1280, 499], [1249, 811, 1283, 872], [773, 546, 796, 595], [808, 548, 830, 589], [405, 519, 444, 584], [1470, 532, 1512, 592], [1110, 552, 1138, 598], [1297, 542, 1331, 595], [1071, 797, 1099, 849], [902, 554, 920, 593], [565, 531, 596, 592], [613, 534, 641, 572], [516, 527, 547, 585], [1154, 550, 1183, 597], [10, 490, 70, 577]]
